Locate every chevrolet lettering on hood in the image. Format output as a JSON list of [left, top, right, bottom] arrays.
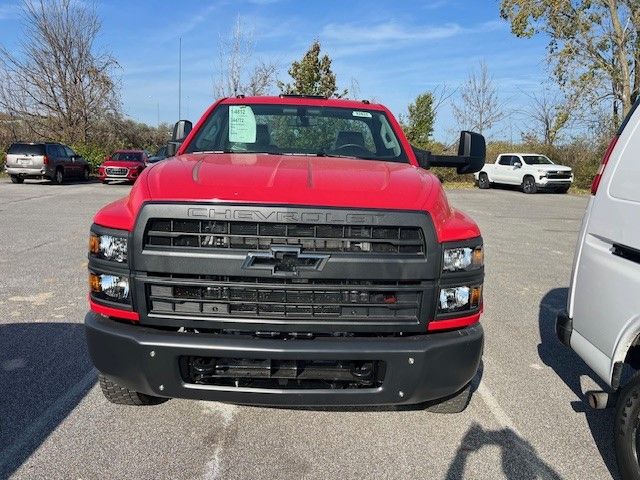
[[187, 207, 386, 225]]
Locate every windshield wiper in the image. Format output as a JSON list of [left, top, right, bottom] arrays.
[[315, 148, 377, 161]]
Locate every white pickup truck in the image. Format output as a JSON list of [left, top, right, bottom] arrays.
[[474, 153, 573, 194]]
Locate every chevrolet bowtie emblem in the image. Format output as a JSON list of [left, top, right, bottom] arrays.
[[242, 246, 330, 276]]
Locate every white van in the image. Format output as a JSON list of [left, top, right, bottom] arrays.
[[557, 101, 640, 479]]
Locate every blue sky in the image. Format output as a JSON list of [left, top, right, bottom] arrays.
[[0, 0, 551, 141]]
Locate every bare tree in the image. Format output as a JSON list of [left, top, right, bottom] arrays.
[[0, 0, 120, 143], [452, 61, 505, 136], [519, 87, 571, 146], [213, 16, 278, 98]]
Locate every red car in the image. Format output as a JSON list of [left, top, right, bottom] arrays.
[[98, 150, 148, 184]]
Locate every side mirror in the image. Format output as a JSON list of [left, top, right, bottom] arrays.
[[412, 130, 486, 174], [513, 161, 522, 169], [167, 120, 193, 157], [455, 131, 485, 174]]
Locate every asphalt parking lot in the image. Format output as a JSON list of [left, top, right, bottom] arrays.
[[0, 178, 617, 480]]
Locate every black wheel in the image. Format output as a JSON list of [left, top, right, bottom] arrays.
[[522, 176, 538, 194], [99, 374, 168, 406], [615, 371, 640, 480], [424, 383, 472, 414], [477, 173, 491, 189], [83, 167, 90, 181], [53, 168, 64, 184], [10, 175, 24, 184]]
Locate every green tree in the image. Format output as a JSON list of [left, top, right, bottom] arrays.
[[279, 41, 347, 98], [500, 0, 640, 123], [403, 92, 436, 149]]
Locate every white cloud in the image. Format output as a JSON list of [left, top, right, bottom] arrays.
[[322, 21, 463, 43], [319, 19, 505, 58]]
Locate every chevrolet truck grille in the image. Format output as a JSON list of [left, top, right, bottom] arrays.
[[547, 171, 572, 179], [145, 276, 421, 322], [144, 219, 425, 255]]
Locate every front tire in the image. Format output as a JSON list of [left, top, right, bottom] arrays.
[[99, 374, 168, 406], [10, 175, 24, 184], [477, 173, 491, 189], [615, 371, 640, 480], [522, 176, 538, 194]]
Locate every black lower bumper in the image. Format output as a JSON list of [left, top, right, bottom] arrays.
[[85, 312, 483, 406], [556, 310, 573, 347]]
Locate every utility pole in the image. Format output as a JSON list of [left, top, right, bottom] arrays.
[[178, 36, 182, 119]]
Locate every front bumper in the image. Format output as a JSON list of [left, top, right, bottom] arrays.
[[538, 177, 573, 188], [99, 169, 140, 182], [85, 312, 484, 406]]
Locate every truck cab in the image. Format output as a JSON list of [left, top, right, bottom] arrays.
[[85, 96, 486, 412]]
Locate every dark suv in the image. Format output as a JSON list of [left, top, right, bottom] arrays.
[[5, 142, 90, 184]]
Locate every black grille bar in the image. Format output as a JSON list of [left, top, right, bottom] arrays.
[[145, 219, 425, 254], [145, 276, 421, 322]]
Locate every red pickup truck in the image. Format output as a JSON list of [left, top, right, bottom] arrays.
[[85, 95, 485, 412]]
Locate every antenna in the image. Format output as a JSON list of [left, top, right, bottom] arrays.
[[178, 36, 182, 119]]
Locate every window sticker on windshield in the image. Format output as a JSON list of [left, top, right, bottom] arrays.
[[352, 111, 372, 118], [229, 105, 256, 143]]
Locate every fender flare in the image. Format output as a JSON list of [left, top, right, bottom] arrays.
[[611, 314, 640, 386]]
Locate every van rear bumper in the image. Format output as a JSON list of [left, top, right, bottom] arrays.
[[5, 166, 50, 177]]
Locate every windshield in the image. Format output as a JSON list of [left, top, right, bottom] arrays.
[[522, 155, 553, 165], [112, 152, 143, 162], [184, 103, 408, 163]]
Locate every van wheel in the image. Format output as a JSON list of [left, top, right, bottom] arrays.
[[478, 173, 491, 189], [522, 176, 537, 194], [10, 175, 24, 184], [423, 383, 472, 414], [53, 168, 64, 185], [99, 374, 168, 406], [615, 371, 640, 480]]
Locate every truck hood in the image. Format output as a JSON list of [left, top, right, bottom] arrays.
[[101, 160, 144, 168], [531, 164, 572, 172], [143, 153, 437, 210]]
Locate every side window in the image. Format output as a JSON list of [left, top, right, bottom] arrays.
[[498, 155, 511, 165], [64, 146, 75, 157], [46, 145, 59, 157], [510, 156, 521, 166]]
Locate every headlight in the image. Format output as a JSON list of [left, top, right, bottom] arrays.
[[443, 246, 483, 272], [438, 285, 482, 314], [90, 232, 128, 262], [90, 273, 130, 303]]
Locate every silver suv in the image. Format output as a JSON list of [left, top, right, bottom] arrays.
[[5, 142, 90, 184], [557, 100, 640, 478]]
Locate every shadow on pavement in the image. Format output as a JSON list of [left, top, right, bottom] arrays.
[[0, 322, 96, 478], [538, 288, 620, 479], [446, 423, 562, 479]]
